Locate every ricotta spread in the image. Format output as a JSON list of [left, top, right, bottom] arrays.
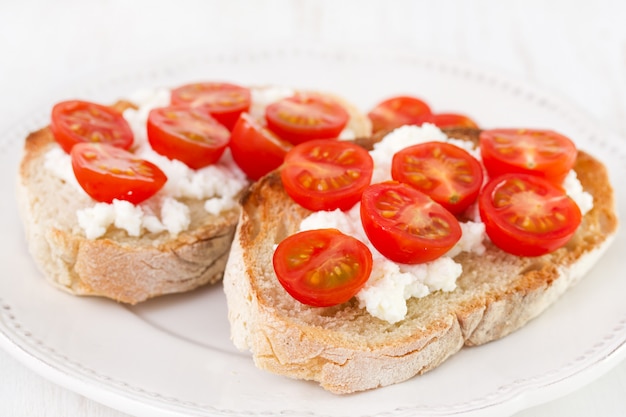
[[297, 124, 593, 323]]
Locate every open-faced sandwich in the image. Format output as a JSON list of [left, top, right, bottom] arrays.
[[223, 95, 618, 394], [16, 82, 371, 304]]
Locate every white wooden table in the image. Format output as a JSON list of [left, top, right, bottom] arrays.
[[1, 1, 626, 416]]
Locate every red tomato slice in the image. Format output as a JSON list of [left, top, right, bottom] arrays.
[[391, 142, 484, 215], [170, 82, 251, 130], [50, 100, 134, 154], [71, 143, 167, 204], [367, 96, 432, 133], [360, 182, 462, 264], [230, 113, 293, 180], [265, 94, 349, 145], [478, 174, 582, 257], [280, 139, 374, 211], [479, 129, 577, 184], [423, 113, 479, 129], [147, 106, 230, 170], [272, 228, 373, 307]]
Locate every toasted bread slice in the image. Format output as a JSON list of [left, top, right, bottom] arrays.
[[223, 127, 618, 394], [17, 90, 372, 304]]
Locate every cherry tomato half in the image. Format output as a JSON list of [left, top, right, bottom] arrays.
[[280, 139, 374, 211], [272, 228, 373, 307], [367, 96, 432, 133], [230, 113, 293, 180], [423, 113, 479, 129], [478, 174, 582, 257], [50, 100, 134, 154], [170, 82, 251, 130], [360, 182, 462, 264], [479, 129, 577, 185], [71, 143, 167, 204], [147, 106, 230, 170], [265, 94, 349, 145], [391, 142, 484, 215]]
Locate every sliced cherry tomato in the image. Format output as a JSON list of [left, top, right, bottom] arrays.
[[147, 105, 230, 169], [50, 100, 134, 154], [265, 93, 349, 145], [280, 139, 374, 211], [478, 174, 582, 257], [272, 228, 373, 307], [391, 142, 483, 215], [71, 143, 167, 204], [229, 113, 293, 180], [170, 82, 251, 130], [360, 182, 462, 264], [479, 128, 577, 184], [367, 96, 432, 133], [423, 113, 479, 129]]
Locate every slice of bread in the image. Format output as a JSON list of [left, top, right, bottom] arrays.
[[17, 91, 372, 304], [223, 127, 619, 394]]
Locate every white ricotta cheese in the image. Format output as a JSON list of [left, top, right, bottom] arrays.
[[44, 147, 82, 192], [249, 86, 295, 120], [77, 202, 116, 239], [160, 197, 191, 236], [369, 124, 481, 184], [112, 199, 143, 237], [76, 196, 192, 239], [562, 170, 594, 215]]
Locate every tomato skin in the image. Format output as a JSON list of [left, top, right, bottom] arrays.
[[265, 94, 350, 145], [147, 105, 230, 170], [423, 113, 479, 129], [71, 143, 167, 204], [50, 100, 134, 154], [367, 96, 432, 133], [272, 228, 373, 307], [478, 174, 582, 257], [170, 82, 251, 130], [391, 142, 484, 215], [280, 139, 374, 211], [479, 129, 577, 185], [360, 182, 462, 264], [229, 113, 293, 180]]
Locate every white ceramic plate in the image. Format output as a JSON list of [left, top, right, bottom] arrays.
[[1, 46, 625, 417]]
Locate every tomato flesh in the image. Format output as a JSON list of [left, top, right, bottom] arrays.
[[480, 129, 577, 184], [265, 94, 349, 145], [424, 113, 479, 129], [170, 82, 251, 130], [50, 100, 134, 154], [479, 174, 582, 257], [392, 142, 483, 215], [272, 228, 373, 307], [71, 143, 167, 204], [230, 113, 293, 180], [360, 182, 462, 264], [147, 105, 230, 169], [367, 96, 432, 133], [280, 139, 374, 211]]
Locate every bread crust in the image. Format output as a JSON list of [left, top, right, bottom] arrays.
[[223, 128, 618, 394]]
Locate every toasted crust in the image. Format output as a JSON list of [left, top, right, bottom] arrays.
[[17, 93, 372, 304], [223, 128, 618, 394]]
